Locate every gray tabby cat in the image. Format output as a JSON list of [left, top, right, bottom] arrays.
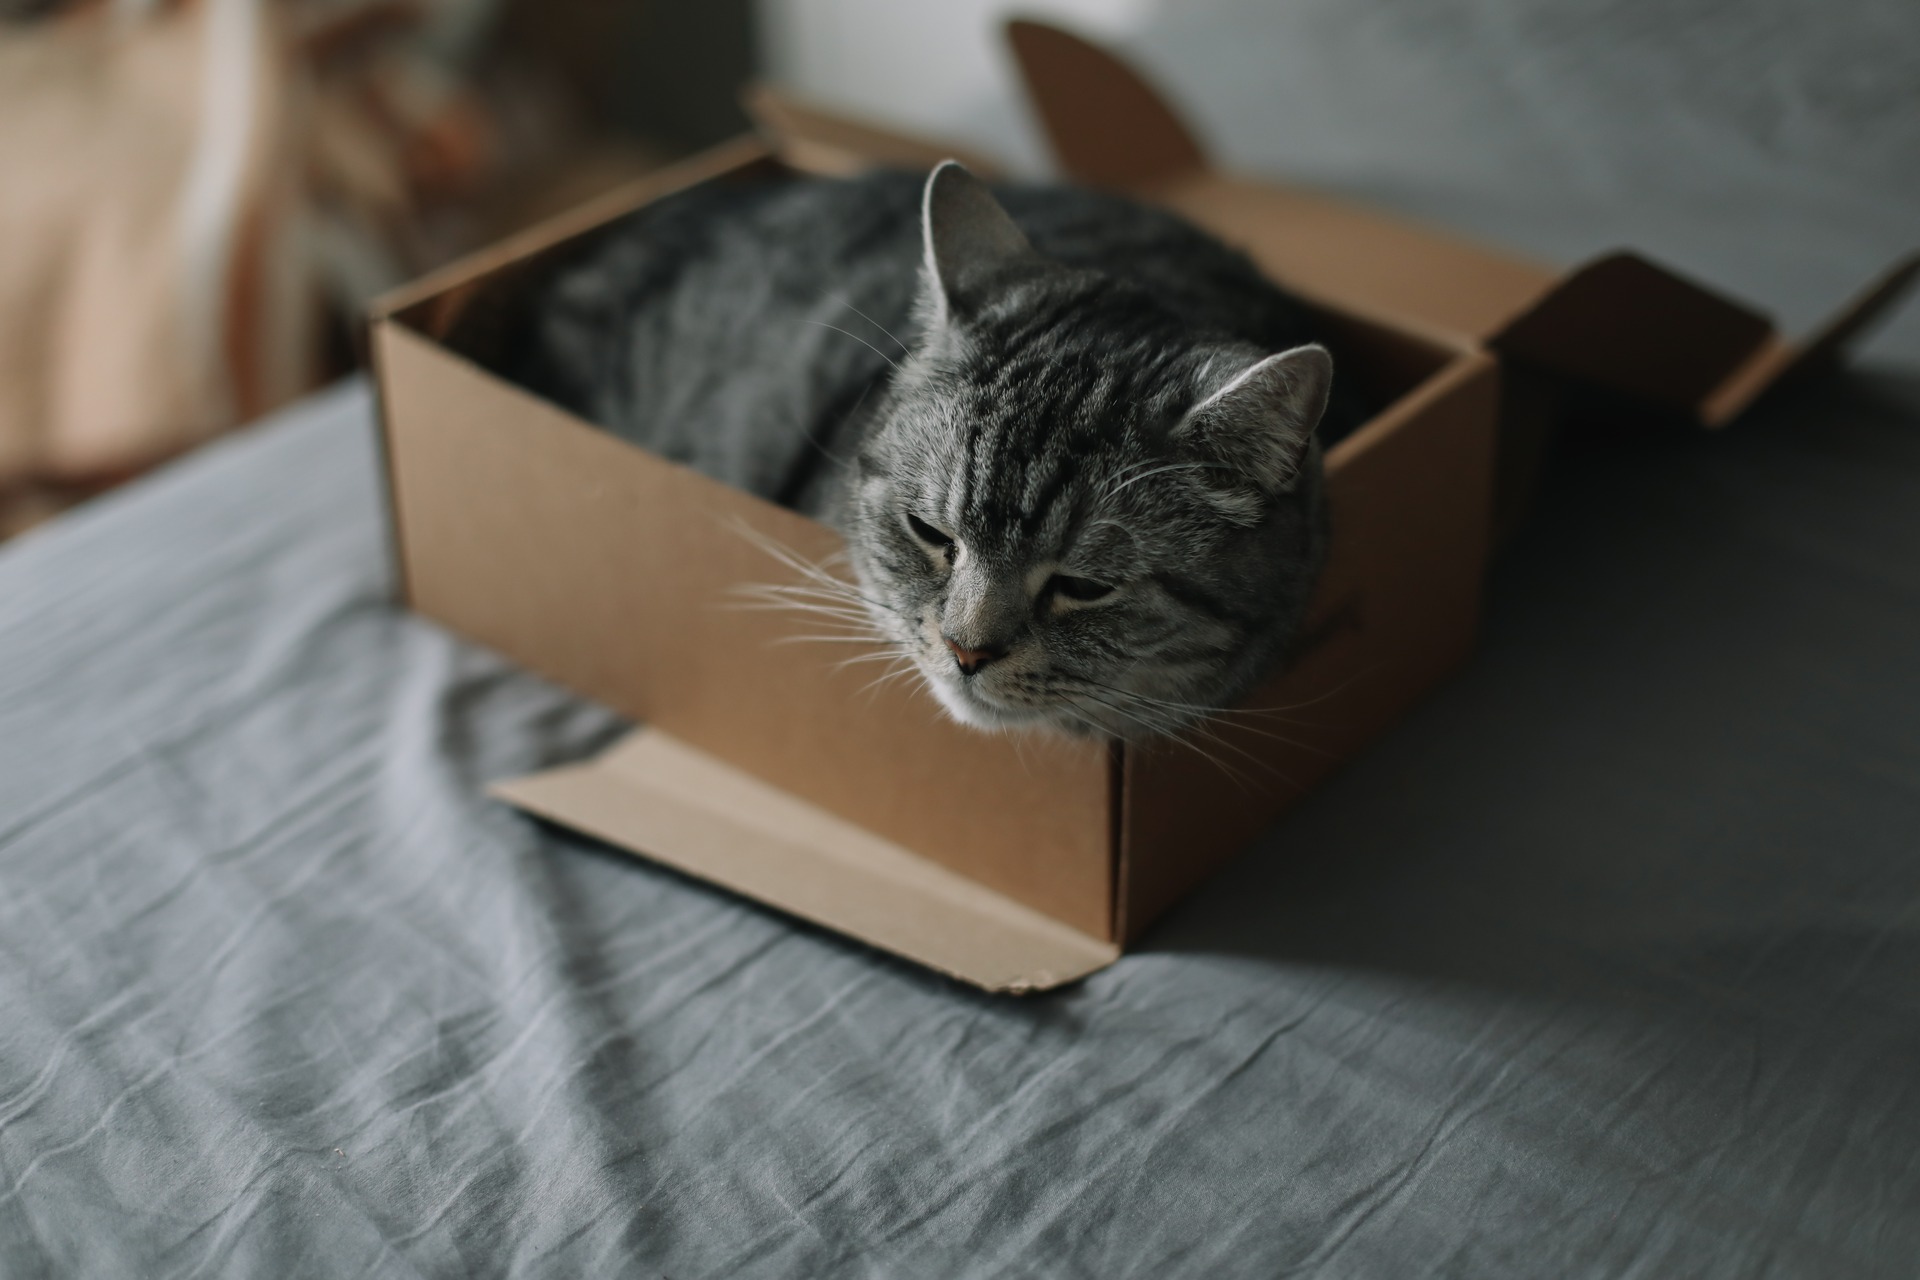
[[516, 162, 1353, 741]]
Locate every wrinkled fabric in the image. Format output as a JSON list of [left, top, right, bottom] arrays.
[[1, 354, 1917, 1278]]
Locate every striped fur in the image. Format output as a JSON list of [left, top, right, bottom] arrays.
[[517, 164, 1353, 739]]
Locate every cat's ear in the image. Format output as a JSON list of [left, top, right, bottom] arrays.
[[921, 160, 1034, 326], [1177, 344, 1331, 512]]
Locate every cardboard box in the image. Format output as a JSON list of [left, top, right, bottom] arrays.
[[995, 20, 1915, 531], [371, 135, 1499, 991]]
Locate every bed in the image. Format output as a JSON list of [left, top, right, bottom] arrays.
[[3, 345, 1917, 1276]]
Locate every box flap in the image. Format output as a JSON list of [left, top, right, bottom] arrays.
[[743, 84, 1003, 179], [1004, 19, 1562, 339], [1695, 251, 1920, 427], [1005, 18, 1918, 428], [1491, 250, 1920, 425], [496, 728, 1120, 993], [1489, 252, 1775, 414], [1004, 18, 1207, 189]]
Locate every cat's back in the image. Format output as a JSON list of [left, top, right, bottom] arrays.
[[518, 173, 928, 507], [518, 170, 1327, 510]]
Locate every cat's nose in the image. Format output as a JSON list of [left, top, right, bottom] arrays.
[[943, 635, 1005, 675]]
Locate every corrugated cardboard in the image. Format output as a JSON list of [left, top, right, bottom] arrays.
[[372, 137, 1498, 990], [493, 729, 1121, 992]]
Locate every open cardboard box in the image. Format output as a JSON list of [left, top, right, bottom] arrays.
[[371, 135, 1499, 991], [373, 20, 1913, 995]]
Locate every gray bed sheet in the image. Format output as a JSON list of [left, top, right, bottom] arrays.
[[3, 348, 1918, 1276]]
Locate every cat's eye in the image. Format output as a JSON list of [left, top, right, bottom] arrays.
[[1048, 574, 1115, 604], [905, 511, 955, 552]]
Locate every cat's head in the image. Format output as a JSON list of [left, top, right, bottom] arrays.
[[841, 162, 1331, 740]]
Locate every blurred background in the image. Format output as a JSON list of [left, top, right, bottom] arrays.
[[1, 0, 1914, 539]]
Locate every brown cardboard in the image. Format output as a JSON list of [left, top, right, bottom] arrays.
[[1004, 19, 1916, 430], [493, 728, 1120, 992], [373, 138, 1497, 991]]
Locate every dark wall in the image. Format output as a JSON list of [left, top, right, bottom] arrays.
[[495, 0, 757, 153]]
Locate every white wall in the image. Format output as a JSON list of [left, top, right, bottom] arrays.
[[755, 0, 1161, 173]]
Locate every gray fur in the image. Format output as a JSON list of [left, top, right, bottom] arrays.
[[514, 163, 1357, 739]]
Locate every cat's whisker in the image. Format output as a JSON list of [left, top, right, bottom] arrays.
[[832, 649, 913, 672], [731, 602, 879, 632], [864, 659, 919, 684], [1089, 697, 1263, 790], [1244, 664, 1383, 719], [729, 579, 860, 602], [724, 519, 911, 622], [1079, 671, 1328, 724], [729, 590, 869, 610], [1077, 679, 1336, 758], [830, 296, 911, 354], [734, 573, 849, 592], [723, 518, 843, 580], [1100, 459, 1233, 502], [1123, 694, 1316, 766], [731, 595, 875, 622], [1177, 720, 1296, 788], [1065, 689, 1166, 739], [1064, 681, 1300, 786], [1008, 731, 1031, 773], [854, 660, 924, 700], [731, 572, 896, 648], [796, 376, 877, 471], [729, 610, 875, 629], [804, 319, 900, 370], [742, 561, 853, 600], [746, 569, 908, 623], [733, 584, 863, 606], [1103, 456, 1171, 486], [1067, 690, 1264, 786], [769, 633, 891, 646]]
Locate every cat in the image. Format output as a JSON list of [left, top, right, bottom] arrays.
[[510, 162, 1357, 741]]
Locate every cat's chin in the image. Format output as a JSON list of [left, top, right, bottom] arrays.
[[924, 675, 1109, 740], [928, 680, 1039, 731]]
